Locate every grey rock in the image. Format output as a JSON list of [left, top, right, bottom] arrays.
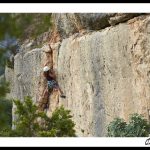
[[108, 13, 143, 25], [52, 13, 142, 39]]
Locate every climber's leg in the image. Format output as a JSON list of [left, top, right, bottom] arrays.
[[42, 88, 48, 100], [48, 80, 66, 98], [54, 85, 66, 98], [41, 87, 49, 109], [58, 87, 63, 95]]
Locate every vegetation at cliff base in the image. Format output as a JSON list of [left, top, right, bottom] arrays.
[[10, 96, 76, 137], [107, 113, 150, 137]]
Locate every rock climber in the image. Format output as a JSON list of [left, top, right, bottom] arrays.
[[39, 65, 66, 110], [38, 44, 65, 111], [42, 65, 66, 100]]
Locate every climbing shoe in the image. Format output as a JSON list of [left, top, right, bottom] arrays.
[[60, 95, 66, 98]]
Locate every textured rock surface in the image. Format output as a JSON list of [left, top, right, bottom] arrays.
[[5, 67, 14, 99], [52, 13, 142, 39], [5, 13, 150, 136], [108, 13, 143, 25], [52, 13, 114, 39]]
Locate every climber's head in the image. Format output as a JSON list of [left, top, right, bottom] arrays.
[[43, 66, 50, 72]]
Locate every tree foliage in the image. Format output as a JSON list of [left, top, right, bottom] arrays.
[[12, 96, 43, 137], [107, 113, 150, 137], [11, 96, 76, 137], [0, 79, 12, 136], [39, 106, 76, 137], [0, 98, 12, 130], [0, 13, 52, 41]]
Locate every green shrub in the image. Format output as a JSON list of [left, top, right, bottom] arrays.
[[0, 80, 12, 136], [0, 80, 10, 98], [0, 127, 12, 137], [107, 113, 150, 137], [0, 99, 12, 130], [12, 96, 43, 137], [107, 118, 127, 137], [47, 106, 76, 137], [38, 129, 57, 137], [12, 96, 76, 137], [125, 113, 150, 137]]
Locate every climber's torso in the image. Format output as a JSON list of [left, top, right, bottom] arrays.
[[43, 71, 58, 89]]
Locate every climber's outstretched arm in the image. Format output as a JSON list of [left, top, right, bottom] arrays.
[[49, 69, 56, 80], [44, 61, 50, 66]]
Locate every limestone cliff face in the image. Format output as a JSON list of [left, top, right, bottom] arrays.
[[5, 13, 150, 136]]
